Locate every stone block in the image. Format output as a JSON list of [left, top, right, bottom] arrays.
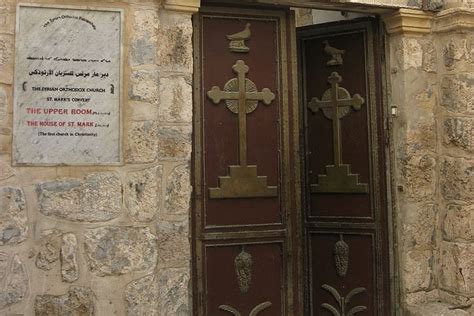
[[0, 1, 15, 34], [399, 154, 437, 202], [157, 267, 190, 315], [61, 233, 79, 283], [441, 157, 474, 202], [0, 252, 28, 309], [402, 249, 433, 292], [157, 126, 192, 160], [37, 172, 122, 222], [165, 164, 191, 214], [129, 101, 158, 121], [422, 41, 437, 73], [0, 187, 28, 245], [84, 226, 157, 276], [443, 117, 473, 153], [401, 203, 436, 248], [440, 241, 474, 296], [0, 157, 14, 180], [443, 38, 470, 70], [126, 274, 159, 316], [405, 302, 471, 316], [130, 10, 158, 66], [0, 34, 13, 84], [156, 11, 193, 72], [36, 229, 62, 271], [443, 204, 474, 241], [396, 38, 422, 70], [441, 74, 474, 114], [34, 286, 95, 315], [158, 76, 192, 123], [126, 120, 159, 163], [156, 220, 190, 264], [0, 85, 7, 123], [129, 68, 159, 104], [126, 165, 163, 222]]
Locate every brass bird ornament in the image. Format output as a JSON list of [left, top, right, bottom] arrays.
[[226, 23, 251, 53], [323, 40, 345, 66]]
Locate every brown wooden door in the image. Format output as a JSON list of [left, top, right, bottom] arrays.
[[193, 6, 301, 316], [298, 20, 391, 315]]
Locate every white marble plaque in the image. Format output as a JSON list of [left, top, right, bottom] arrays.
[[13, 5, 123, 165]]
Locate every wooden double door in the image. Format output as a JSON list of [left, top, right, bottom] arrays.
[[193, 5, 390, 315]]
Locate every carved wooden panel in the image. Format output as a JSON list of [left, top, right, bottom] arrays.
[[194, 6, 301, 316], [299, 20, 391, 315]]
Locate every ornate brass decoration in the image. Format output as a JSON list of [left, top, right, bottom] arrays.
[[334, 235, 349, 277], [219, 301, 272, 316], [226, 23, 251, 53], [308, 72, 368, 194], [235, 248, 252, 293], [321, 284, 367, 316], [207, 60, 277, 199], [323, 40, 345, 66]]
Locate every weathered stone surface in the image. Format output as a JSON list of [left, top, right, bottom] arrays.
[[61, 233, 79, 283], [396, 38, 422, 70], [126, 120, 159, 163], [0, 158, 14, 180], [405, 302, 471, 316], [0, 252, 28, 309], [157, 267, 190, 315], [35, 286, 95, 316], [0, 85, 6, 123], [36, 229, 62, 271], [441, 157, 474, 202], [405, 289, 439, 306], [443, 204, 474, 241], [441, 74, 474, 114], [126, 166, 163, 222], [158, 76, 192, 123], [37, 172, 122, 222], [156, 12, 193, 72], [0, 34, 13, 84], [126, 274, 159, 316], [157, 126, 192, 160], [403, 249, 433, 292], [156, 220, 190, 264], [443, 38, 470, 70], [402, 203, 436, 248], [130, 10, 158, 66], [399, 154, 437, 202], [422, 41, 437, 73], [129, 68, 159, 103], [84, 226, 157, 276], [0, 187, 27, 245], [439, 241, 474, 296], [443, 117, 473, 153], [165, 164, 191, 214]]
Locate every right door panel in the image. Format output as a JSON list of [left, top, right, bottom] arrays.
[[298, 19, 391, 315]]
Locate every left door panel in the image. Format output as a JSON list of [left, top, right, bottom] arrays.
[[193, 6, 301, 316]]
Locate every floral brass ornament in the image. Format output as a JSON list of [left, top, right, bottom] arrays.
[[334, 235, 349, 277], [226, 23, 251, 53], [219, 301, 272, 316], [321, 284, 367, 316], [323, 40, 345, 66], [207, 60, 277, 199], [307, 72, 368, 194], [235, 248, 252, 293]]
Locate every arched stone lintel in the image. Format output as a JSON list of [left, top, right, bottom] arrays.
[[164, 0, 201, 13]]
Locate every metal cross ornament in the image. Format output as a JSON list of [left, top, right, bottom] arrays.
[[207, 60, 277, 199], [308, 72, 368, 193]]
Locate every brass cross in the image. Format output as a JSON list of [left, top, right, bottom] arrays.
[[308, 72, 364, 166], [208, 60, 275, 167]]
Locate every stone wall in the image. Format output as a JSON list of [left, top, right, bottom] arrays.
[[386, 6, 474, 315], [0, 0, 193, 314]]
